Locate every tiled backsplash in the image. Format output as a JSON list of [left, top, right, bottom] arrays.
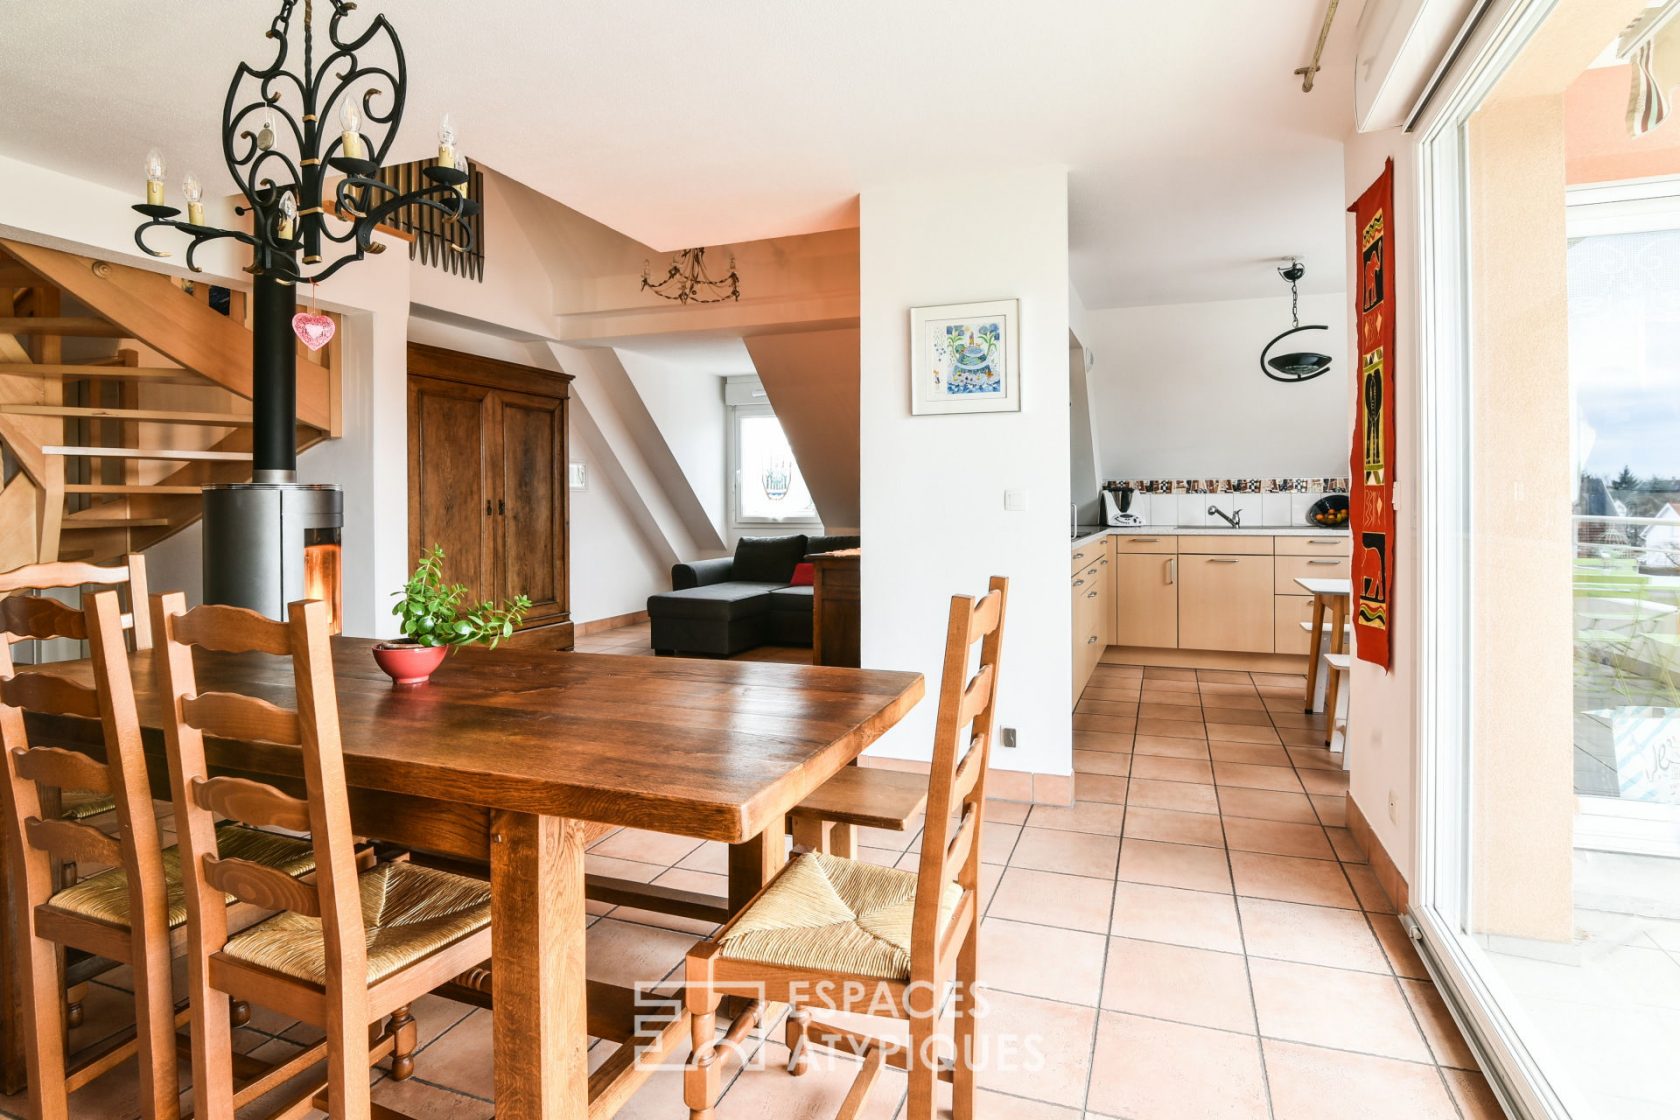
[[1102, 477, 1350, 528]]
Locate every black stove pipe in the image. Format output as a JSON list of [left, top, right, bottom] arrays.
[[251, 272, 298, 481]]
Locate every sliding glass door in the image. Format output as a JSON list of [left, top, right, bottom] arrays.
[[1415, 2, 1680, 1118]]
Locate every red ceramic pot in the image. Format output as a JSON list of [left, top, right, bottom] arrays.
[[371, 641, 449, 686]]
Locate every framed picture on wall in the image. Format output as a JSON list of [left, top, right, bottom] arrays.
[[909, 298, 1020, 415]]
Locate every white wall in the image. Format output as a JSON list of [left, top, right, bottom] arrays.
[[566, 416, 673, 622], [1083, 293, 1349, 480], [859, 165, 1072, 780], [1343, 131, 1418, 884], [614, 348, 727, 538]]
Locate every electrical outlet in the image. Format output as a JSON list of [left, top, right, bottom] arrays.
[[1388, 790, 1398, 824], [1001, 727, 1018, 749]]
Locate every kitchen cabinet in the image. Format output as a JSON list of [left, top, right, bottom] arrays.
[[1112, 551, 1178, 649], [1177, 553, 1274, 652], [1071, 540, 1113, 703], [1273, 593, 1316, 654]]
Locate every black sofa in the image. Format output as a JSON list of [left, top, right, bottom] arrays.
[[648, 534, 860, 656]]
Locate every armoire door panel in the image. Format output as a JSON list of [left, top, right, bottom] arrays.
[[407, 376, 496, 606], [494, 391, 568, 626]]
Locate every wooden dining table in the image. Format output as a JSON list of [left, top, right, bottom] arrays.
[[12, 638, 924, 1119]]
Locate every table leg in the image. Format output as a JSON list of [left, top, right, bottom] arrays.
[[0, 846, 22, 1095], [727, 817, 787, 915], [1324, 597, 1350, 735], [1303, 595, 1327, 713], [492, 810, 589, 1120]]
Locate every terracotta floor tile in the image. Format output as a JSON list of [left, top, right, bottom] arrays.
[[985, 799, 1034, 826], [1236, 897, 1389, 973], [1204, 722, 1282, 745], [971, 990, 1098, 1109], [1139, 679, 1200, 697], [1369, 915, 1428, 979], [1200, 705, 1274, 727], [1442, 1068, 1505, 1120], [1213, 762, 1303, 793], [1010, 826, 1121, 879], [1026, 799, 1127, 836], [677, 840, 731, 874], [1122, 805, 1226, 849], [1074, 729, 1133, 753], [1127, 778, 1221, 815], [1132, 733, 1211, 759], [988, 866, 1115, 933], [584, 853, 660, 916], [1249, 958, 1432, 1062], [1198, 669, 1255, 685], [585, 917, 696, 989], [589, 828, 703, 867], [1117, 839, 1232, 894], [1076, 772, 1130, 804], [1138, 701, 1204, 721], [610, 866, 726, 934], [1400, 978, 1477, 1069], [1081, 685, 1141, 703], [1222, 817, 1334, 860], [1268, 708, 1330, 729], [1144, 667, 1198, 681], [1325, 826, 1367, 862], [407, 1007, 494, 1099], [1198, 689, 1266, 710], [1277, 724, 1334, 748], [983, 917, 1108, 1004], [1111, 881, 1244, 953], [1086, 1012, 1269, 1120], [1263, 1039, 1458, 1120], [1309, 794, 1347, 827], [1077, 698, 1137, 717], [1136, 717, 1208, 740], [1101, 937, 1255, 1032], [1130, 756, 1214, 785], [1252, 672, 1306, 688], [1209, 742, 1293, 767], [1229, 851, 1357, 908], [704, 1042, 902, 1120], [1074, 749, 1130, 776], [1073, 713, 1135, 735], [1298, 768, 1350, 795], [1218, 786, 1318, 823], [1286, 746, 1342, 771]]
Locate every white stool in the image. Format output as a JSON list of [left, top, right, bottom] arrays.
[[1324, 651, 1351, 762], [1299, 618, 1352, 711]]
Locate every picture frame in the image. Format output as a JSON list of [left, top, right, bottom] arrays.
[[909, 298, 1020, 415]]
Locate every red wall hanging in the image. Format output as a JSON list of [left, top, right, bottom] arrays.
[[1349, 160, 1396, 671]]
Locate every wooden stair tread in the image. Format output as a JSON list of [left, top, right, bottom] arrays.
[[0, 316, 127, 338], [790, 766, 930, 831], [64, 484, 204, 496], [43, 445, 253, 462], [0, 363, 206, 383], [61, 518, 171, 530], [0, 404, 251, 426]]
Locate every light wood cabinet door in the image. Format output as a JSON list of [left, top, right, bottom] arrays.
[[1274, 593, 1315, 654], [1178, 555, 1274, 652], [1113, 553, 1178, 648]]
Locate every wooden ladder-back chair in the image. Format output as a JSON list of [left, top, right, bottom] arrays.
[[684, 575, 1008, 1120], [153, 594, 495, 1119], [0, 555, 154, 1036]]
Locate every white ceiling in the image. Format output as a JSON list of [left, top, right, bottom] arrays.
[[0, 1, 1356, 308]]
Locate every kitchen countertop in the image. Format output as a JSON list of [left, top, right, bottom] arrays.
[[1071, 524, 1349, 549]]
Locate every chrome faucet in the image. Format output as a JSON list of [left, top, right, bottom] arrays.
[[1207, 504, 1241, 528]]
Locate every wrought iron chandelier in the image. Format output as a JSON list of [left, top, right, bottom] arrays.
[[641, 246, 740, 304], [1259, 258, 1332, 383], [131, 0, 477, 282]]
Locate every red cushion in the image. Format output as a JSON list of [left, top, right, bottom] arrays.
[[789, 562, 815, 587]]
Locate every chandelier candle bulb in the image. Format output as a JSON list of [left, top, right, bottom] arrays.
[[338, 100, 366, 160], [144, 148, 166, 206], [182, 173, 204, 226], [437, 113, 456, 169], [454, 155, 470, 198], [277, 192, 297, 241]]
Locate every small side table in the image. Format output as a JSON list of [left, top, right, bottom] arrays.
[[1295, 577, 1352, 714]]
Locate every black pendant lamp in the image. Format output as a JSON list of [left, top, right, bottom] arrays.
[[1260, 258, 1332, 383]]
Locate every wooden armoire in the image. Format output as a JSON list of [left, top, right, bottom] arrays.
[[407, 343, 573, 649]]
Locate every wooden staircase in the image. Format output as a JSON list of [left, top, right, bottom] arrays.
[[0, 240, 340, 573]]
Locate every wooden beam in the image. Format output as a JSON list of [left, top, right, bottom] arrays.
[[0, 317, 127, 338], [43, 446, 253, 462], [64, 484, 204, 496], [1, 405, 251, 427]]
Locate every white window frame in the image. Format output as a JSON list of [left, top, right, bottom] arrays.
[[1409, 3, 1632, 1119], [725, 375, 821, 539]]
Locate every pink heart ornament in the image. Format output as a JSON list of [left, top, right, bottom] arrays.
[[291, 311, 336, 352]]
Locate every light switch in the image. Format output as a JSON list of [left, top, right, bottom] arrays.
[[1003, 489, 1028, 512]]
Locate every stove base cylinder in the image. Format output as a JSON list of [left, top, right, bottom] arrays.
[[202, 483, 343, 629]]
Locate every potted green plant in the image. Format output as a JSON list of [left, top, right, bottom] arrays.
[[373, 546, 531, 685]]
